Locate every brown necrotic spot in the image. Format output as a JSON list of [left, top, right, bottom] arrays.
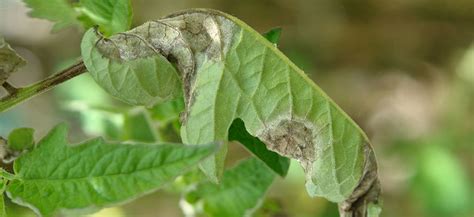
[[258, 118, 316, 168], [339, 144, 380, 216]]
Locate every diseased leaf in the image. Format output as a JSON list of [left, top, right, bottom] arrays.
[[224, 27, 290, 178], [81, 28, 183, 107], [81, 9, 381, 216], [7, 128, 35, 151], [229, 119, 290, 177], [0, 36, 26, 85], [77, 0, 133, 35], [183, 158, 275, 217], [23, 0, 79, 31], [5, 123, 217, 217]]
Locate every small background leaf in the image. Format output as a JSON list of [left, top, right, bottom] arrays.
[[184, 158, 275, 217], [262, 27, 282, 45], [7, 128, 35, 151], [23, 0, 79, 31], [77, 0, 133, 36], [122, 108, 159, 142], [22, 0, 132, 35]]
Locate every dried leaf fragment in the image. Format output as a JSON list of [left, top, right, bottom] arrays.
[[0, 37, 26, 85]]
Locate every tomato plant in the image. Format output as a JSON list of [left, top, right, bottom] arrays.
[[0, 1, 381, 217]]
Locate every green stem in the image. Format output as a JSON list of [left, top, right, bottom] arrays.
[[0, 60, 87, 113]]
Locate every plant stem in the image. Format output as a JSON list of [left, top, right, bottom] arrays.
[[0, 60, 87, 113]]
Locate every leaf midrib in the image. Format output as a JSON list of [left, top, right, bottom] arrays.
[[16, 154, 206, 183]]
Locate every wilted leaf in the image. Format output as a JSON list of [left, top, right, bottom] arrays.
[[6, 123, 217, 217], [184, 158, 275, 217], [0, 36, 26, 85]]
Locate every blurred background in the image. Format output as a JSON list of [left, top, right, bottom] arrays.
[[0, 0, 473, 216]]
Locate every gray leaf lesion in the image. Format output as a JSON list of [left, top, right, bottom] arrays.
[[257, 113, 381, 216], [258, 117, 316, 171], [90, 10, 238, 119], [339, 145, 381, 217]]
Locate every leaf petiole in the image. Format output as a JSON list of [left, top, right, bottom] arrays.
[[0, 60, 87, 113]]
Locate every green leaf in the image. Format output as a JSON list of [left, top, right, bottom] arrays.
[[262, 27, 282, 45], [367, 202, 382, 217], [81, 28, 183, 107], [414, 144, 471, 216], [22, 0, 79, 31], [225, 29, 290, 178], [148, 97, 185, 124], [123, 108, 159, 142], [81, 9, 381, 215], [0, 36, 26, 85], [184, 158, 275, 217], [0, 178, 6, 217], [174, 9, 379, 204], [6, 123, 217, 217], [77, 0, 133, 36], [228, 119, 290, 177], [0, 169, 15, 181], [7, 128, 35, 151]]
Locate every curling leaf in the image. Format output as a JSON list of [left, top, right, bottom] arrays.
[[81, 28, 182, 107], [184, 158, 275, 217], [81, 9, 381, 216], [5, 123, 217, 217]]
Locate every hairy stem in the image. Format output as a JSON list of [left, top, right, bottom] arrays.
[[0, 60, 87, 113]]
